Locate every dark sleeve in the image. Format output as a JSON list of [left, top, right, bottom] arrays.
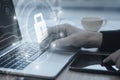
[[99, 30, 120, 52]]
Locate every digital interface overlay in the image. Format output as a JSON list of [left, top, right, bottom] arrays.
[[12, 0, 53, 42]]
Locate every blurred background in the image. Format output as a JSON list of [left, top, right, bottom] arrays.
[[62, 0, 120, 8], [12, 0, 120, 42]]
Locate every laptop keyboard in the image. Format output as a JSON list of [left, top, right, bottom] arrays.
[[0, 34, 59, 70], [0, 43, 42, 70]]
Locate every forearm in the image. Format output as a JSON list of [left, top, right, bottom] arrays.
[[99, 30, 120, 52], [84, 30, 120, 52], [84, 31, 103, 48]]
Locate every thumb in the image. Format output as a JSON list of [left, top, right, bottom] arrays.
[[103, 55, 112, 63], [51, 36, 72, 48]]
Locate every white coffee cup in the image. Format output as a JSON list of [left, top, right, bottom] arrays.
[[81, 17, 107, 32]]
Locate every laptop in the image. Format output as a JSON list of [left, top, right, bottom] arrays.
[[0, 0, 78, 79]]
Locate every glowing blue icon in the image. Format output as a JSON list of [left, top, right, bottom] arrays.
[[34, 13, 48, 43]]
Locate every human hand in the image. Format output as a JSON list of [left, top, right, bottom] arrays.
[[103, 49, 120, 69], [47, 23, 102, 48]]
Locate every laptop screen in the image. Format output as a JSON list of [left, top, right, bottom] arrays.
[[0, 0, 22, 50]]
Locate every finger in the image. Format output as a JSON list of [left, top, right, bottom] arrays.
[[51, 36, 72, 48], [103, 55, 112, 63], [116, 58, 120, 69], [48, 24, 66, 35], [48, 26, 59, 34]]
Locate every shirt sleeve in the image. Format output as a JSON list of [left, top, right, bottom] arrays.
[[99, 30, 120, 52]]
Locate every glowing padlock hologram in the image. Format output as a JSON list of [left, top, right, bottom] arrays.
[[34, 13, 48, 43]]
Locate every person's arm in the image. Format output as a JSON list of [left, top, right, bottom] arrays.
[[44, 23, 120, 51], [99, 30, 120, 52], [44, 23, 103, 48]]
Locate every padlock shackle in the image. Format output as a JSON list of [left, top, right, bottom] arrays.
[[34, 13, 44, 23]]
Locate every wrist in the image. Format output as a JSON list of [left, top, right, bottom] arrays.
[[85, 32, 103, 48]]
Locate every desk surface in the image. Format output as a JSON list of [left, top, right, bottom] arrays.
[[58, 68, 120, 80], [0, 50, 120, 80], [57, 60, 120, 80], [58, 49, 120, 80], [1, 51, 120, 80]]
